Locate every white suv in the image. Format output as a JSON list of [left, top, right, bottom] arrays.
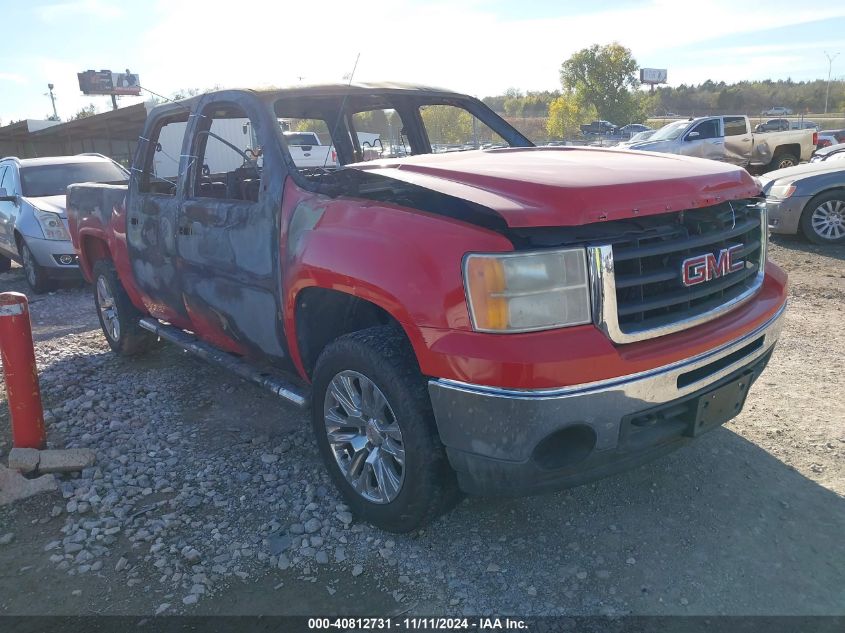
[[0, 154, 128, 292]]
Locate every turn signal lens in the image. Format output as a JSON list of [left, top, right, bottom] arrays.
[[463, 248, 591, 333]]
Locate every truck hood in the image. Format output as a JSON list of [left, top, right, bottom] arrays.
[[349, 147, 757, 228], [625, 140, 679, 153], [23, 194, 67, 217]]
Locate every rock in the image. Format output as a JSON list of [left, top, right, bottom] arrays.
[[0, 533, 14, 545], [337, 512, 353, 525], [315, 551, 329, 564], [277, 554, 291, 570], [155, 603, 171, 615], [0, 466, 57, 506], [115, 557, 128, 572], [268, 534, 291, 555], [261, 454, 278, 465], [334, 547, 347, 563], [527, 586, 537, 597], [304, 518, 321, 534], [352, 564, 364, 577], [485, 563, 500, 573], [182, 594, 198, 606], [182, 547, 201, 563], [289, 523, 305, 535], [37, 449, 96, 474], [626, 557, 636, 565], [8, 448, 40, 473]]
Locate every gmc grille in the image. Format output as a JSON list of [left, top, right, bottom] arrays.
[[589, 200, 766, 344]]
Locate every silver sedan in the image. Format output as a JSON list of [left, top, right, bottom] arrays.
[[758, 159, 845, 245]]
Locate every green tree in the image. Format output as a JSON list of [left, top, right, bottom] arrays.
[[420, 105, 472, 144], [560, 42, 640, 124], [70, 104, 97, 120], [546, 93, 596, 139]]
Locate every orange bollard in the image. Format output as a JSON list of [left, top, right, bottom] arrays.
[[0, 292, 46, 449]]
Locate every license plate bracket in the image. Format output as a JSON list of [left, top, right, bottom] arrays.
[[686, 372, 753, 437]]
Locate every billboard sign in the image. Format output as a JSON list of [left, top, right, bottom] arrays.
[[640, 68, 668, 84], [77, 70, 141, 96]]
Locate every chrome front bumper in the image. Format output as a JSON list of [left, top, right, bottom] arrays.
[[428, 302, 786, 495]]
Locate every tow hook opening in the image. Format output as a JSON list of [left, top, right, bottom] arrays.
[[532, 424, 597, 470]]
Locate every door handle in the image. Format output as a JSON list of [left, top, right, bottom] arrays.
[[741, 137, 750, 141], [178, 224, 192, 236]]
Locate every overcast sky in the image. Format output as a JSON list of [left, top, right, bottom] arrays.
[[1, 0, 844, 122]]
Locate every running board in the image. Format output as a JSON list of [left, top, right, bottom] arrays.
[[138, 318, 309, 408]]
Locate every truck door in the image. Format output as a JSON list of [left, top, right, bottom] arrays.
[[723, 116, 753, 165], [176, 96, 287, 360], [681, 118, 725, 162], [126, 111, 192, 326]]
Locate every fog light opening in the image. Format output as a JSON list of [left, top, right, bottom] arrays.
[[532, 424, 597, 471]]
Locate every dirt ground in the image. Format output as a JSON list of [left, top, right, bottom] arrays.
[[0, 234, 843, 620]]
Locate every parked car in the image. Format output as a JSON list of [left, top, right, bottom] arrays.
[[759, 160, 845, 244], [580, 120, 618, 136], [790, 120, 820, 131], [815, 129, 845, 150], [616, 129, 655, 147], [68, 84, 786, 532], [0, 154, 128, 292], [619, 123, 650, 138], [761, 107, 793, 116], [627, 115, 816, 171], [810, 142, 845, 163], [755, 119, 790, 133]]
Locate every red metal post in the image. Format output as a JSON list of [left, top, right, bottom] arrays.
[[0, 292, 46, 449]]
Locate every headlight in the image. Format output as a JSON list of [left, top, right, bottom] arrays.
[[463, 248, 591, 333], [34, 209, 70, 241], [767, 183, 796, 199]]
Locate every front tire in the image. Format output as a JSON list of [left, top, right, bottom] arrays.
[[0, 254, 10, 274], [20, 241, 50, 293], [800, 191, 845, 245], [92, 260, 158, 355], [311, 326, 460, 533]]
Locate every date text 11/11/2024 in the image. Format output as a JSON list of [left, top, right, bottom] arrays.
[[307, 617, 529, 630]]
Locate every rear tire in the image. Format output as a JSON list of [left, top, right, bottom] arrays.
[[20, 241, 51, 294], [311, 325, 460, 533], [771, 152, 799, 170], [92, 260, 158, 355], [800, 191, 845, 245]]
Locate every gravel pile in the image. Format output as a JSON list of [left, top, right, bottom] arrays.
[[29, 328, 432, 613]]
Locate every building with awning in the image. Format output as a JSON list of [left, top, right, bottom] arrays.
[[0, 103, 151, 166]]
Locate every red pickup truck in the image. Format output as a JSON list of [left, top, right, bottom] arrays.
[[67, 84, 787, 532]]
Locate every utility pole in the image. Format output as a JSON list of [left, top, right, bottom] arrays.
[[824, 51, 839, 115], [47, 83, 58, 120]]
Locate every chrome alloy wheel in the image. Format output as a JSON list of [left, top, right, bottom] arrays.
[[323, 370, 406, 504], [96, 275, 120, 342], [811, 199, 845, 240]]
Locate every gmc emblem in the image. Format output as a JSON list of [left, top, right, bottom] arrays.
[[681, 244, 745, 287]]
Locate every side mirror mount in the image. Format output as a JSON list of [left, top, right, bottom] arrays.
[[0, 188, 17, 203], [685, 131, 700, 141]]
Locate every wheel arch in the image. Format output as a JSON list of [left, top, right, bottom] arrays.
[[799, 187, 845, 240], [78, 233, 112, 282], [292, 286, 424, 381]]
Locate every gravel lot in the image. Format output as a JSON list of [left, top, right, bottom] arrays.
[[0, 235, 843, 618]]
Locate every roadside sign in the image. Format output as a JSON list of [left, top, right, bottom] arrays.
[[77, 69, 141, 96]]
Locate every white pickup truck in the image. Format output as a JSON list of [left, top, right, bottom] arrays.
[[627, 115, 817, 172], [282, 131, 336, 168]]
